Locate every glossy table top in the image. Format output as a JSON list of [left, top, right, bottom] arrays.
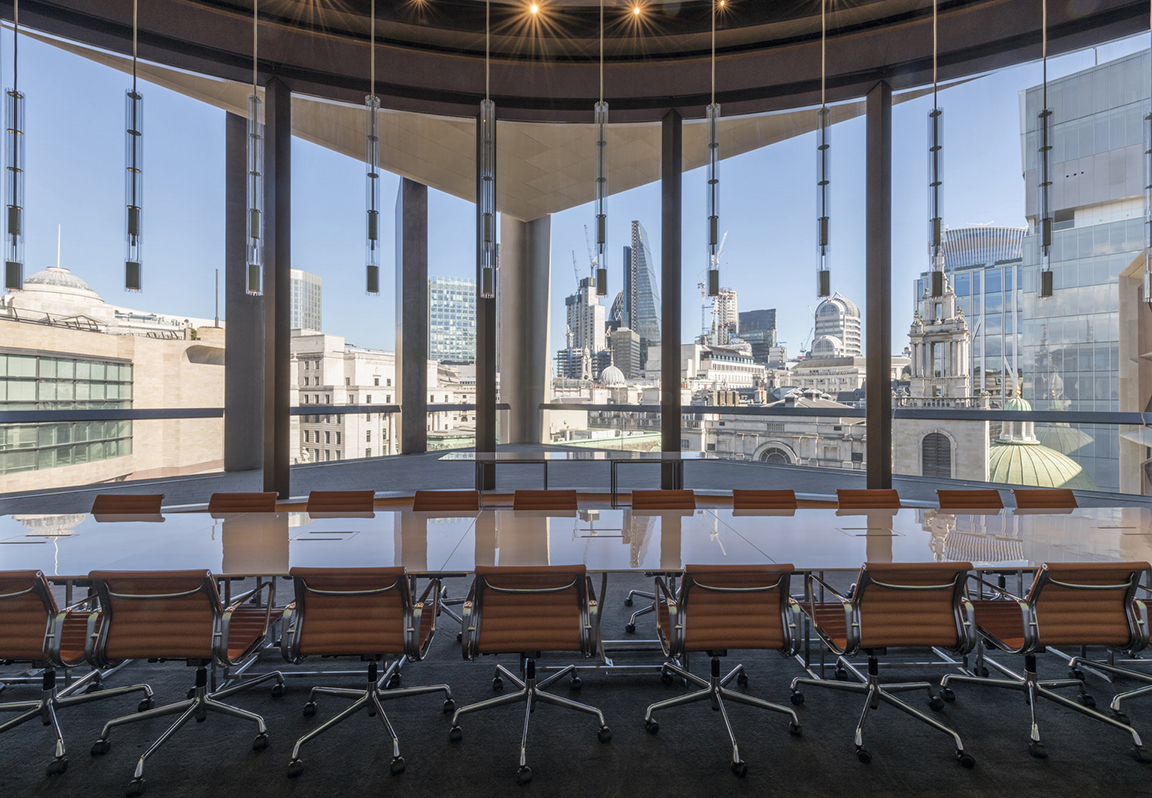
[[2, 507, 1150, 579], [439, 450, 716, 462]]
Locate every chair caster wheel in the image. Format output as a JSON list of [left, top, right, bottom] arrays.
[[253, 733, 269, 752], [449, 725, 463, 742], [570, 676, 582, 690], [1069, 668, 1085, 681], [625, 623, 636, 634], [789, 692, 805, 706], [731, 760, 748, 778], [492, 677, 504, 692], [660, 670, 674, 686], [302, 701, 317, 718], [443, 698, 455, 713], [271, 683, 286, 699], [126, 778, 146, 798], [645, 719, 659, 735], [597, 726, 612, 743], [287, 759, 304, 779], [789, 721, 802, 737], [957, 751, 975, 769], [390, 756, 406, 775], [737, 672, 749, 687], [456, 633, 462, 643], [940, 688, 955, 702], [1133, 746, 1152, 764], [187, 689, 196, 700], [516, 765, 532, 785], [624, 598, 634, 607], [977, 667, 990, 678], [85, 682, 102, 694], [386, 674, 401, 689], [137, 697, 152, 712], [1112, 710, 1131, 726], [91, 739, 111, 756], [1028, 741, 1047, 759], [46, 757, 68, 777], [856, 748, 872, 764], [928, 696, 945, 711], [835, 667, 850, 681], [1077, 693, 1096, 709]]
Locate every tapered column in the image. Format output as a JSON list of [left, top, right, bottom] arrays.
[[224, 111, 263, 472], [395, 178, 429, 454], [499, 215, 552, 444], [475, 112, 497, 488], [661, 109, 683, 487], [262, 77, 291, 497], [865, 81, 893, 490]]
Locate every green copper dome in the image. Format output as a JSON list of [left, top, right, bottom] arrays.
[[988, 441, 1097, 490]]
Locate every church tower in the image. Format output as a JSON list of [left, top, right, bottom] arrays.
[[908, 273, 970, 400]]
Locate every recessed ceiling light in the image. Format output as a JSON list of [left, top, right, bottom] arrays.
[[633, 5, 641, 15], [530, 3, 539, 13]]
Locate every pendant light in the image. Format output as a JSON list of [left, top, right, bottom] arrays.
[[705, 1, 721, 298], [1037, 0, 1053, 298], [816, 0, 831, 298], [1144, 0, 1152, 306], [478, 0, 497, 299], [124, 0, 144, 291], [245, 0, 264, 296], [365, 0, 381, 295], [4, 0, 24, 292], [593, 0, 608, 296], [928, 0, 944, 298]]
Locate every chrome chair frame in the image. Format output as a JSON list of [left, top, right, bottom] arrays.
[[940, 566, 1151, 761], [280, 571, 453, 777], [87, 573, 285, 797], [0, 574, 153, 777], [644, 570, 802, 777], [790, 566, 977, 767], [449, 569, 610, 784], [1068, 583, 1152, 722]]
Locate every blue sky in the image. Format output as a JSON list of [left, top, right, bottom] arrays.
[[6, 26, 1146, 359]]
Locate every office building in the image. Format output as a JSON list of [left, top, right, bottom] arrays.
[[738, 308, 777, 364], [564, 276, 606, 354], [428, 276, 477, 364], [608, 327, 642, 379], [811, 293, 862, 358], [289, 269, 322, 332], [623, 221, 661, 368]]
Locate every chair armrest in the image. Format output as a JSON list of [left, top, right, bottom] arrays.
[[49, 595, 101, 668], [966, 574, 1025, 603], [652, 576, 679, 657], [583, 576, 600, 659], [218, 580, 278, 666], [410, 578, 441, 660], [784, 598, 802, 657], [460, 582, 478, 661], [1135, 598, 1150, 653], [805, 573, 854, 654], [279, 603, 298, 663], [958, 596, 978, 654]]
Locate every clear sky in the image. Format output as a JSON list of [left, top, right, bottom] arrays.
[[5, 26, 1147, 362]]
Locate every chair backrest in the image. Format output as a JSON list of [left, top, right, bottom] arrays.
[[853, 562, 974, 651], [288, 567, 417, 658], [1026, 562, 1149, 649], [412, 490, 480, 512], [678, 565, 794, 653], [0, 570, 56, 661], [88, 570, 220, 662], [306, 490, 375, 514], [512, 490, 578, 511], [631, 490, 696, 511], [468, 565, 592, 656], [1013, 489, 1078, 510], [731, 490, 797, 510], [936, 489, 1004, 510], [836, 489, 900, 510], [91, 493, 164, 515], [208, 492, 278, 514]]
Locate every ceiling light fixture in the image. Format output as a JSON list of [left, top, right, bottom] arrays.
[[816, 0, 831, 298], [4, 0, 25, 292], [124, 0, 143, 292], [705, 1, 721, 298], [928, 0, 944, 298], [479, 0, 497, 300], [592, 0, 608, 296], [1038, 0, 1053, 298], [365, 0, 381, 295], [245, 0, 264, 296]]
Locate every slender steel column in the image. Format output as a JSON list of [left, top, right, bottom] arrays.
[[499, 215, 552, 444], [865, 81, 893, 489], [224, 111, 263, 472], [661, 109, 683, 488], [395, 178, 429, 455], [262, 77, 291, 498], [475, 112, 497, 488]]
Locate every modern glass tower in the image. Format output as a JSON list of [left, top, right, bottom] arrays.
[[622, 221, 660, 368], [289, 269, 322, 332], [428, 275, 477, 364]]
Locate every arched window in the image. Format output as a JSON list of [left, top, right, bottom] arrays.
[[759, 447, 791, 465], [922, 432, 952, 479]]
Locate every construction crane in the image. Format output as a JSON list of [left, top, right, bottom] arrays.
[[583, 224, 597, 275], [699, 231, 730, 342], [571, 251, 581, 286], [799, 304, 816, 354]]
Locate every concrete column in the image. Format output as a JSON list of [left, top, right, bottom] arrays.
[[394, 178, 429, 454], [661, 109, 683, 487], [262, 77, 291, 498], [475, 112, 497, 488], [224, 111, 263, 472], [499, 215, 552, 444], [865, 81, 893, 490]]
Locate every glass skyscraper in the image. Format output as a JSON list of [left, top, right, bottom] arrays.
[[622, 221, 660, 367], [289, 269, 322, 332], [428, 276, 477, 364]]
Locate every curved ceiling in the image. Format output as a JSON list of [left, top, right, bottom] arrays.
[[10, 0, 1149, 121]]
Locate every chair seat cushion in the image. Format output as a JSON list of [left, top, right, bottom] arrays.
[[804, 602, 849, 651], [227, 605, 285, 661], [58, 610, 98, 667], [971, 599, 1026, 651]]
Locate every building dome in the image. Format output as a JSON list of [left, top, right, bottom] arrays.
[[23, 266, 95, 293], [1003, 393, 1032, 413], [6, 265, 112, 326], [1037, 423, 1094, 456], [816, 292, 860, 319], [809, 335, 843, 359], [988, 442, 1098, 490], [600, 365, 626, 386]]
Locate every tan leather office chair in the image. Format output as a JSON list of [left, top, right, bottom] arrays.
[[91, 494, 164, 515], [1069, 581, 1152, 721], [835, 489, 901, 510], [512, 489, 578, 511], [1012, 489, 1078, 509], [412, 490, 480, 512], [791, 562, 976, 767], [305, 490, 375, 514], [646, 565, 802, 777], [940, 562, 1151, 762], [631, 490, 696, 510], [732, 489, 798, 510], [449, 565, 610, 784], [207, 492, 278, 514], [936, 489, 1004, 510], [280, 567, 453, 778], [0, 571, 153, 777], [86, 570, 286, 797]]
